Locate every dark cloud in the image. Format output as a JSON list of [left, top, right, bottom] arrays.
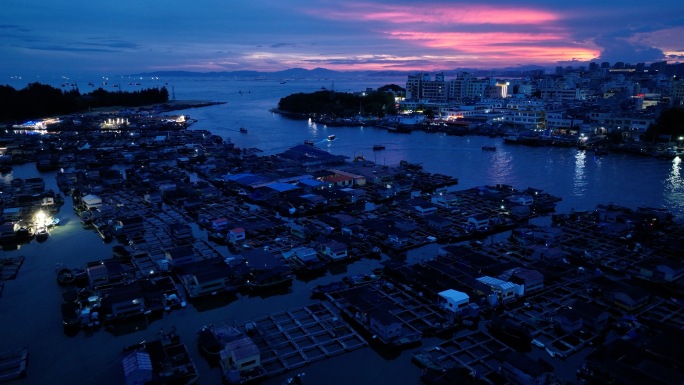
[[82, 38, 140, 49], [26, 45, 120, 53], [24, 37, 140, 53], [595, 36, 665, 63], [270, 43, 297, 48]]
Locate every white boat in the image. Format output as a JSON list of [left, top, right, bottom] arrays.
[[327, 134, 336, 141]]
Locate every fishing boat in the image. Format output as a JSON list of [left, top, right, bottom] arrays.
[[35, 226, 49, 242]]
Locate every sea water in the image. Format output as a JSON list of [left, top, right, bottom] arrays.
[[1, 75, 683, 385]]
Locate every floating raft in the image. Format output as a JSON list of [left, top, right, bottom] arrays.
[[253, 303, 367, 375], [412, 330, 511, 379], [0, 348, 28, 383], [219, 302, 367, 382]]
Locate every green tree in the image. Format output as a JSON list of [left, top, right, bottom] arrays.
[[644, 107, 684, 143]]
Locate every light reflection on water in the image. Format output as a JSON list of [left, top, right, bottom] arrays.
[[665, 156, 684, 213], [488, 149, 513, 185], [573, 149, 587, 197]]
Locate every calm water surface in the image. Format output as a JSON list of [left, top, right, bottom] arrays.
[[1, 76, 683, 385]]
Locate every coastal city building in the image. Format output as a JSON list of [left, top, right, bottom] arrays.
[[399, 61, 683, 140]]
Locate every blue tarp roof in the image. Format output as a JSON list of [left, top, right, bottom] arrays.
[[298, 178, 323, 187], [265, 182, 299, 193], [227, 173, 272, 186]]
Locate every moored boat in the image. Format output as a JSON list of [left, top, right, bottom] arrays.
[[35, 226, 49, 242], [372, 144, 385, 151], [239, 127, 248, 133]]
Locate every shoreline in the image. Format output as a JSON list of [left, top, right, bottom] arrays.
[[1, 100, 226, 124], [83, 99, 226, 115]]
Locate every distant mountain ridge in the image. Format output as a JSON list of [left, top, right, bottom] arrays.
[[129, 65, 548, 79]]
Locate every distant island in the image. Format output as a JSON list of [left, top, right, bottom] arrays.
[[274, 84, 404, 119], [128, 66, 550, 79], [0, 82, 170, 122]]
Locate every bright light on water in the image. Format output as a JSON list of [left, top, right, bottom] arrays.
[[573, 149, 587, 197]]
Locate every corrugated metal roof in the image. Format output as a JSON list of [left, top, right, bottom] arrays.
[[477, 275, 517, 290]]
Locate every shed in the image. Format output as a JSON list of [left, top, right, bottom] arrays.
[[82, 194, 103, 210], [221, 335, 260, 372], [122, 350, 153, 385], [228, 227, 246, 243], [438, 289, 470, 313]]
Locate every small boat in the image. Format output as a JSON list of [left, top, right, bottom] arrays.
[[327, 134, 336, 141], [482, 145, 497, 151], [372, 145, 385, 151], [304, 140, 315, 146], [35, 226, 49, 242], [239, 127, 248, 133]]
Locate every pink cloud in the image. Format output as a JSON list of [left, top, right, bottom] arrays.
[[309, 3, 559, 25], [386, 30, 599, 62]]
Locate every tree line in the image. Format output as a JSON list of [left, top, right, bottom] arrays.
[[277, 86, 402, 118], [0, 83, 169, 122], [643, 107, 684, 143]]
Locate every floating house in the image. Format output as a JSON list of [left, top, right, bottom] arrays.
[[211, 217, 230, 232], [81, 194, 103, 210], [122, 331, 198, 385], [467, 213, 490, 231], [318, 240, 349, 263], [169, 223, 193, 241], [476, 276, 521, 304], [178, 257, 241, 298], [438, 289, 470, 314], [164, 245, 196, 267], [228, 227, 246, 243]]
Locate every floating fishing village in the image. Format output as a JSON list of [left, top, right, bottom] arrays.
[[1, 101, 684, 385]]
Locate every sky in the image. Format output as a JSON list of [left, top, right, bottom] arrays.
[[2, 0, 684, 77]]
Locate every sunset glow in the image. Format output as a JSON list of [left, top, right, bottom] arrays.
[[2, 0, 682, 75], [311, 3, 559, 25]]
